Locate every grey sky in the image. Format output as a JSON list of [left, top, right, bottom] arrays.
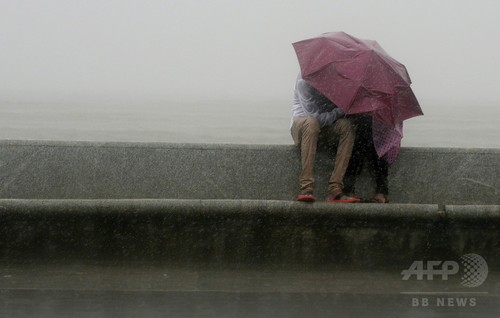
[[1, 0, 499, 105]]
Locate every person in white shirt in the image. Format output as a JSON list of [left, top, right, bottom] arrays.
[[291, 75, 361, 203]]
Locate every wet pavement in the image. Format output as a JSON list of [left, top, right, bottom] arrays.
[[2, 289, 498, 318], [0, 263, 498, 317]]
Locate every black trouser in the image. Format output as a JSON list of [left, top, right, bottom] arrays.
[[343, 115, 389, 195]]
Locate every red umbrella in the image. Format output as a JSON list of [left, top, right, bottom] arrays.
[[292, 31, 423, 126]]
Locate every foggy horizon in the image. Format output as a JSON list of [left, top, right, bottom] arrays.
[[2, 0, 500, 106], [1, 0, 499, 148]]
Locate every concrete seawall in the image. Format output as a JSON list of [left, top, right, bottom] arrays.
[[1, 199, 499, 269], [0, 140, 499, 268], [1, 140, 498, 204]]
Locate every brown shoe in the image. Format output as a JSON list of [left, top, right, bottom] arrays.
[[369, 193, 389, 203]]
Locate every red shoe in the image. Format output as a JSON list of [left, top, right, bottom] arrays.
[[326, 191, 361, 203], [297, 192, 315, 203]]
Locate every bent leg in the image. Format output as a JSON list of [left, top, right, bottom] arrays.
[[344, 115, 375, 194], [291, 117, 320, 193], [324, 118, 355, 194], [363, 119, 389, 196], [373, 155, 389, 195]]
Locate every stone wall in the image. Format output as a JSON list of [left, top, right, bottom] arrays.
[[0, 141, 498, 268], [0, 140, 498, 204]]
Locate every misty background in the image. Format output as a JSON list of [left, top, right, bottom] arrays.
[[1, 0, 499, 147]]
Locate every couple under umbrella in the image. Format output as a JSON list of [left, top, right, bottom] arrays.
[[291, 31, 423, 203]]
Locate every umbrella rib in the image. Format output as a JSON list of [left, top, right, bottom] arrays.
[[376, 53, 412, 85], [347, 50, 372, 111]]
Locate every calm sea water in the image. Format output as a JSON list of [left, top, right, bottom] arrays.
[[0, 100, 499, 148]]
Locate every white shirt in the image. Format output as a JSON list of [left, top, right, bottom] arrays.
[[291, 75, 345, 128]]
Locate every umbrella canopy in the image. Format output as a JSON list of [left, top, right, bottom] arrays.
[[372, 118, 403, 164], [292, 31, 423, 126]]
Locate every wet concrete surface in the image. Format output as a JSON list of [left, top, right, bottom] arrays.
[[0, 263, 498, 317], [2, 289, 498, 318]]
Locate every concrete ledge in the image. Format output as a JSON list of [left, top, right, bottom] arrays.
[[1, 140, 499, 204], [0, 198, 440, 220], [445, 204, 500, 219], [1, 199, 499, 269], [0, 141, 499, 269]]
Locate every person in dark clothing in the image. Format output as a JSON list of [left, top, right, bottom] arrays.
[[343, 114, 390, 203]]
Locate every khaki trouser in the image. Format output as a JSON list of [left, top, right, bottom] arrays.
[[291, 116, 355, 194]]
